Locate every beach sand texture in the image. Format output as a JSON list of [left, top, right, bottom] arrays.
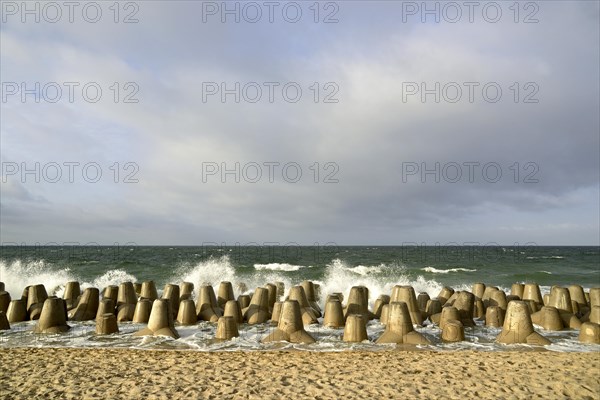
[[1, 348, 598, 399]]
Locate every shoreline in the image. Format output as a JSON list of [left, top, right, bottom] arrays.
[[2, 348, 599, 399]]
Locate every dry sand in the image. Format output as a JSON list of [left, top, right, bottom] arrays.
[[1, 348, 599, 399]]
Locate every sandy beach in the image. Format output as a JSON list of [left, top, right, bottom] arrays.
[[0, 348, 598, 399]]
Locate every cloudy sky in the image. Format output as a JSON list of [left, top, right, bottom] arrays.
[[1, 1, 599, 246]]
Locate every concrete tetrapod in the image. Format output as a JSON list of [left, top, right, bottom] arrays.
[[63, 281, 81, 310], [161, 284, 180, 317], [511, 283, 524, 299], [116, 282, 137, 322], [96, 313, 119, 335], [568, 285, 588, 310], [587, 305, 600, 324], [133, 283, 141, 295], [176, 299, 197, 325], [238, 295, 251, 309], [548, 287, 573, 313], [522, 283, 544, 306], [70, 288, 100, 321], [300, 280, 321, 317], [117, 282, 137, 307], [487, 289, 508, 312], [380, 304, 390, 325], [96, 298, 115, 320], [265, 283, 277, 312], [215, 316, 239, 340], [287, 286, 318, 325], [243, 287, 271, 324], [0, 311, 9, 330], [7, 299, 27, 323], [323, 298, 345, 328], [472, 283, 486, 300], [0, 282, 3, 291], [441, 320, 465, 342], [523, 300, 539, 315], [376, 302, 429, 345], [270, 301, 283, 325], [0, 291, 11, 313], [547, 286, 582, 329], [590, 288, 600, 307], [496, 301, 551, 345], [531, 306, 565, 331], [134, 299, 179, 339], [343, 314, 368, 342], [33, 297, 70, 334], [132, 298, 152, 323], [262, 300, 315, 344], [578, 322, 600, 344], [373, 295, 390, 318], [425, 299, 442, 318], [452, 291, 476, 327], [391, 286, 423, 325], [140, 281, 158, 301], [473, 299, 485, 319], [117, 303, 136, 322], [438, 306, 461, 330], [437, 287, 455, 305], [416, 293, 430, 314], [179, 282, 194, 301], [344, 286, 375, 321], [485, 306, 505, 327], [196, 285, 222, 322], [223, 300, 243, 324], [102, 286, 119, 305], [217, 282, 235, 310], [27, 284, 48, 320]]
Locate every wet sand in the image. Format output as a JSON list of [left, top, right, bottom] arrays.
[[1, 348, 598, 399]]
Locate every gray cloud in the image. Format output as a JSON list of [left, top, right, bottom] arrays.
[[1, 1, 598, 245]]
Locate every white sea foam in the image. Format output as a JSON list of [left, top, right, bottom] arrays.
[[421, 267, 477, 274], [344, 265, 384, 276], [316, 259, 450, 309], [253, 263, 308, 272], [177, 255, 238, 287], [0, 259, 75, 298], [0, 260, 138, 298]]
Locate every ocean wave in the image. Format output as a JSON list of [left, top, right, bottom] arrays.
[[344, 265, 385, 276], [421, 267, 477, 274], [525, 256, 564, 259], [253, 263, 308, 272], [0, 260, 139, 298], [0, 259, 75, 298], [316, 259, 449, 309], [176, 255, 238, 288]]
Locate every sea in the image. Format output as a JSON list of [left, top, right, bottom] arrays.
[[1, 245, 599, 352]]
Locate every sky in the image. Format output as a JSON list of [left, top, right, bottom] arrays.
[[1, 1, 599, 246]]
